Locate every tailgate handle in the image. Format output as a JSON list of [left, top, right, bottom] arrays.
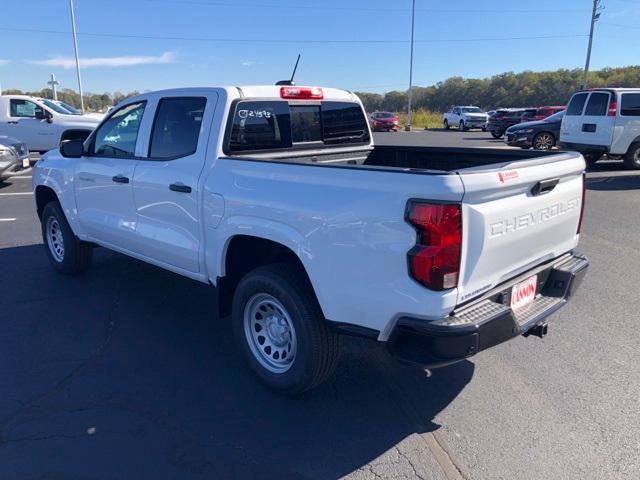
[[531, 178, 559, 196]]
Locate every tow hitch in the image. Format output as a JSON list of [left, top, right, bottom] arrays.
[[524, 322, 548, 339]]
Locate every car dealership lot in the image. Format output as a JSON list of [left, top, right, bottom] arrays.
[[1, 135, 639, 479]]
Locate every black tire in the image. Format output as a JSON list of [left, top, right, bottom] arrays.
[[532, 132, 556, 150], [41, 201, 93, 275], [623, 142, 640, 170], [491, 131, 503, 139], [443, 119, 450, 130], [459, 121, 468, 131], [583, 152, 603, 168], [482, 126, 487, 132], [231, 264, 341, 395]]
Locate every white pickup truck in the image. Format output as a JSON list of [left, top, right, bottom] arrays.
[[33, 85, 589, 394], [443, 106, 489, 131], [0, 95, 101, 152]]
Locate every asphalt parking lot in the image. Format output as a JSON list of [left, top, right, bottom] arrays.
[[1, 133, 639, 479]]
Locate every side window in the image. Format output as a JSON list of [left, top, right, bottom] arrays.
[[584, 92, 609, 116], [566, 93, 588, 116], [149, 97, 206, 159], [621, 93, 640, 116], [92, 101, 146, 158], [10, 99, 42, 118]]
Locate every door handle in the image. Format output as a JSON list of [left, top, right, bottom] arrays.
[[531, 178, 559, 196], [112, 175, 130, 184], [582, 123, 596, 133], [169, 183, 192, 193], [7, 121, 18, 125]]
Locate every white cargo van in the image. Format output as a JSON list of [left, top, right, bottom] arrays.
[[560, 88, 640, 169]]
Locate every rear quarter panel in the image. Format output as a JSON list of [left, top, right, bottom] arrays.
[[205, 158, 465, 339]]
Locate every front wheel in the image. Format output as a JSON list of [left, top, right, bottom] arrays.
[[624, 142, 640, 170], [232, 264, 341, 395], [491, 131, 503, 139], [532, 132, 555, 150], [459, 121, 467, 131], [41, 201, 93, 274], [443, 119, 450, 130]]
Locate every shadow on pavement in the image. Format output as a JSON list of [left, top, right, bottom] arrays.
[[0, 244, 474, 479], [587, 174, 640, 191]]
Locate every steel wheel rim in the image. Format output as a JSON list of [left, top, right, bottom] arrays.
[[243, 293, 297, 373], [46, 216, 64, 262], [535, 133, 554, 150]]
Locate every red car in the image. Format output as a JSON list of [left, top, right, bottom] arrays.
[[532, 106, 565, 121], [369, 111, 399, 132]]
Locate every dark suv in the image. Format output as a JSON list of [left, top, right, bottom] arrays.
[[487, 108, 537, 138]]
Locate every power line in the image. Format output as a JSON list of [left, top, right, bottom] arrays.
[[0, 26, 588, 44]]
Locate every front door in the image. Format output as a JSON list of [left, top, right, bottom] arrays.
[[131, 93, 217, 273], [75, 101, 147, 249], [6, 99, 58, 151]]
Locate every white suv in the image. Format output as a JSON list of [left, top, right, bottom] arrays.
[[560, 88, 640, 169]]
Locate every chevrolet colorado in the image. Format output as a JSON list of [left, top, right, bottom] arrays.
[[33, 85, 589, 394]]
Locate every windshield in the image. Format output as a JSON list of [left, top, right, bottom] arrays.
[[59, 101, 80, 114], [376, 112, 394, 118], [545, 110, 565, 121], [461, 107, 483, 113], [39, 99, 72, 114]]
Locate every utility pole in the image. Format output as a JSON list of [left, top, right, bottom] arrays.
[[583, 0, 603, 89], [69, 0, 85, 113], [47, 73, 60, 100], [405, 0, 416, 131]]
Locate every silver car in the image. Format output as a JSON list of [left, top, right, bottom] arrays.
[[0, 136, 30, 182]]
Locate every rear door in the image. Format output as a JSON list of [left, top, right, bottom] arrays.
[[560, 92, 589, 144], [579, 91, 615, 146], [456, 154, 585, 304], [130, 92, 218, 273]]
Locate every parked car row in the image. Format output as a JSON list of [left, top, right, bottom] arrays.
[[0, 135, 30, 182]]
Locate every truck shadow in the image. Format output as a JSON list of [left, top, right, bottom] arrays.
[[587, 174, 640, 191], [0, 245, 474, 480]]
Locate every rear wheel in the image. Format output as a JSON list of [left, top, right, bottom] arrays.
[[41, 201, 93, 274], [491, 131, 503, 139], [232, 264, 341, 395], [583, 152, 603, 168], [532, 132, 555, 150], [623, 142, 640, 170]]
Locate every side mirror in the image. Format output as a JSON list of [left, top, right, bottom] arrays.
[[45, 111, 53, 123], [60, 139, 84, 158], [35, 108, 46, 120]]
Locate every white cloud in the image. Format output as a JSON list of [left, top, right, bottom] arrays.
[[28, 51, 177, 69], [0, 59, 9, 66], [241, 61, 256, 67]]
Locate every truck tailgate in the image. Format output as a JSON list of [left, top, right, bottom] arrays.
[[457, 153, 585, 305]]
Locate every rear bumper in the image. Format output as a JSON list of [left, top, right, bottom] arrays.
[[387, 251, 588, 368]]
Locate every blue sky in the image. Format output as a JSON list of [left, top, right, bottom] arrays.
[[1, 0, 639, 94]]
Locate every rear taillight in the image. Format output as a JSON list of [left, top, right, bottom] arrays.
[[577, 173, 586, 234], [406, 201, 462, 290], [608, 99, 617, 116], [280, 86, 323, 100]]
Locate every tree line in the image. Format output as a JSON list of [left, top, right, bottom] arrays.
[[1, 87, 140, 112], [356, 66, 640, 113]]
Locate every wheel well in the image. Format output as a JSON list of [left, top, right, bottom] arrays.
[[218, 235, 316, 318], [60, 129, 91, 143], [35, 185, 58, 219]]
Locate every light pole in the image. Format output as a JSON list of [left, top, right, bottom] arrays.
[[69, 0, 85, 113], [405, 0, 416, 131], [583, 0, 602, 89]]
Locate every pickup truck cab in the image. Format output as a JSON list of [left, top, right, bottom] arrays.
[[560, 88, 640, 169], [33, 85, 588, 394], [0, 95, 101, 152], [443, 106, 488, 131]]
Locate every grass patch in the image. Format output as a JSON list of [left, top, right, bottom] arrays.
[[397, 109, 442, 130]]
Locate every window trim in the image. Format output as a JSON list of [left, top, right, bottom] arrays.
[[146, 96, 207, 161], [87, 100, 147, 160]]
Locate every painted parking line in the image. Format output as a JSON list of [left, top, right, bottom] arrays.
[[10, 176, 32, 179], [0, 192, 33, 196], [0, 218, 17, 222]]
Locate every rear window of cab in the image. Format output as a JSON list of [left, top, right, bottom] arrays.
[[227, 100, 370, 153]]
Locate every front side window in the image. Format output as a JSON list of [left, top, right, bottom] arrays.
[[92, 101, 146, 158], [621, 93, 640, 116], [149, 97, 206, 159], [10, 99, 42, 118], [566, 93, 588, 116], [584, 92, 609, 116]]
